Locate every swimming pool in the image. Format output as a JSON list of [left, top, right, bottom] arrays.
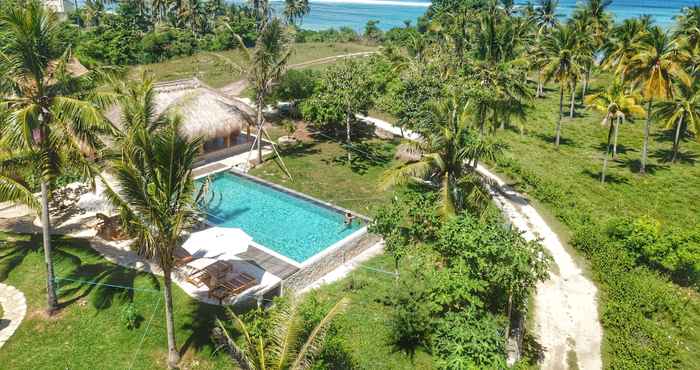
[[197, 172, 363, 263]]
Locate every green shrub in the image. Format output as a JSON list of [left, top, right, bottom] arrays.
[[432, 310, 508, 370], [120, 302, 140, 330]]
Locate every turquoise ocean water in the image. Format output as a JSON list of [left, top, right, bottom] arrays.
[[262, 0, 700, 30]]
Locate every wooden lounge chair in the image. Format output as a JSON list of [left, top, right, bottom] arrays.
[[186, 261, 231, 287], [173, 247, 195, 268], [208, 272, 257, 303]]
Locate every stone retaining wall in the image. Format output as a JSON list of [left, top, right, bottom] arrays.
[[283, 232, 381, 292]]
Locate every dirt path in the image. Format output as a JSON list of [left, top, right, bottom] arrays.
[[363, 115, 603, 370], [219, 51, 378, 97]]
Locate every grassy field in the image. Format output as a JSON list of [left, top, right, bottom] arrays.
[[129, 42, 379, 88], [250, 128, 400, 217], [0, 232, 229, 369], [487, 79, 700, 367], [303, 253, 434, 370]]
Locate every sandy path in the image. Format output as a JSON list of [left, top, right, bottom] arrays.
[[477, 166, 602, 370], [363, 115, 603, 370]]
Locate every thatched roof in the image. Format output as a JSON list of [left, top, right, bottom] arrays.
[[106, 78, 255, 141]]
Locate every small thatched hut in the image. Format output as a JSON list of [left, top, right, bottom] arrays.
[[107, 78, 255, 156]]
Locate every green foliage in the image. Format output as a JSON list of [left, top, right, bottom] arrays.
[[270, 69, 318, 104], [364, 20, 383, 43], [294, 27, 360, 43], [120, 302, 140, 330], [432, 310, 508, 370], [369, 187, 441, 263], [300, 58, 375, 129]]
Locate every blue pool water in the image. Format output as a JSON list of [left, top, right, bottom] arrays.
[[197, 172, 361, 263]]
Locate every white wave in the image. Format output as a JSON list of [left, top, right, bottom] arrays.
[[270, 0, 431, 7]]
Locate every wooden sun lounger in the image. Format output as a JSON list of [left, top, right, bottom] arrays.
[[186, 261, 231, 287], [208, 272, 257, 303], [173, 247, 195, 267]]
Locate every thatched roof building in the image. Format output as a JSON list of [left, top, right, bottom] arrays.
[[106, 78, 255, 152]]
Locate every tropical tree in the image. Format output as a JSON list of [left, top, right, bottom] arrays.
[[602, 17, 650, 84], [540, 24, 585, 148], [381, 92, 501, 217], [232, 18, 292, 163], [566, 16, 595, 117], [626, 26, 690, 173], [533, 0, 559, 33], [585, 80, 646, 182], [300, 59, 374, 162], [0, 1, 114, 313], [212, 297, 350, 370], [654, 78, 700, 162], [283, 0, 310, 25], [103, 113, 201, 369]]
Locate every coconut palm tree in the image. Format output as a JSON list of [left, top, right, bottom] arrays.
[[654, 77, 700, 162], [231, 18, 292, 164], [626, 26, 690, 173], [534, 0, 559, 34], [103, 114, 201, 370], [602, 18, 650, 84], [567, 16, 596, 117], [284, 0, 310, 25], [585, 80, 646, 182], [675, 5, 700, 50], [382, 93, 500, 216], [0, 1, 114, 313], [540, 24, 585, 148], [212, 297, 349, 370]]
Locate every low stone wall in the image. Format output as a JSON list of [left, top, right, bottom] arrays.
[[283, 232, 381, 292]]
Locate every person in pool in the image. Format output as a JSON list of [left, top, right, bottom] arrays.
[[344, 212, 355, 226]]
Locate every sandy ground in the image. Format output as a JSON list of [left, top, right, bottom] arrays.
[[478, 165, 603, 370], [364, 116, 603, 370]]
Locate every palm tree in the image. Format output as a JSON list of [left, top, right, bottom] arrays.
[[0, 1, 114, 313], [541, 24, 585, 148], [567, 16, 596, 117], [284, 0, 310, 25], [232, 18, 292, 164], [654, 78, 700, 162], [534, 0, 559, 34], [602, 18, 650, 85], [626, 26, 690, 173], [675, 5, 700, 50], [585, 80, 646, 182], [103, 113, 201, 370], [382, 93, 500, 216], [212, 297, 349, 370]]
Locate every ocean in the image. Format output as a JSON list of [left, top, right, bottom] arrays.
[[264, 0, 700, 31]]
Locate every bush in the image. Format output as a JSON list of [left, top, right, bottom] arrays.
[[120, 302, 141, 330], [432, 310, 508, 370], [270, 69, 318, 105]]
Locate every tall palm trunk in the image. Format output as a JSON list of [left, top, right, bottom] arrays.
[[569, 80, 576, 118], [163, 270, 180, 369], [41, 181, 58, 313], [613, 119, 620, 158], [601, 115, 617, 183], [346, 112, 352, 162], [640, 99, 653, 174], [256, 94, 264, 164], [672, 113, 684, 163], [555, 85, 564, 148], [536, 73, 545, 98]]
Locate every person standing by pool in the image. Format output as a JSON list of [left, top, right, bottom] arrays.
[[344, 212, 355, 226]]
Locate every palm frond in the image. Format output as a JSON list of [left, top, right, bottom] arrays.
[[291, 297, 350, 370]]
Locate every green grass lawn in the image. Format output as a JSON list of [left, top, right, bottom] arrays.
[[493, 83, 700, 230], [302, 253, 434, 370], [487, 79, 700, 367], [0, 232, 228, 369], [250, 131, 400, 217], [129, 42, 379, 88]]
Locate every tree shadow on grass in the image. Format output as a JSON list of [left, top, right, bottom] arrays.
[[178, 300, 226, 359], [651, 148, 698, 165], [277, 141, 320, 158], [325, 141, 393, 175], [581, 168, 630, 185], [533, 132, 576, 147], [519, 330, 546, 367], [593, 143, 636, 156], [619, 158, 669, 175]]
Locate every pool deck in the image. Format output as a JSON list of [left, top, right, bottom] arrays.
[[237, 245, 299, 280]]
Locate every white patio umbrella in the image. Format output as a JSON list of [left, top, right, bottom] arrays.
[[182, 227, 252, 261]]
